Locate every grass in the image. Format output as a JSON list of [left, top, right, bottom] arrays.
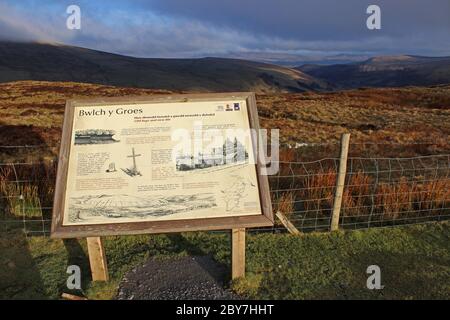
[[270, 155, 450, 231], [0, 162, 56, 219], [1, 222, 449, 299], [235, 222, 450, 299], [0, 80, 449, 299]]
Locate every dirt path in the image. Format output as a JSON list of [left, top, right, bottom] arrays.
[[117, 255, 241, 300]]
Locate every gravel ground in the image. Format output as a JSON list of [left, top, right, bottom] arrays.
[[117, 256, 241, 300]]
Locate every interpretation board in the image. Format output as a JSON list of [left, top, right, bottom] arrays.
[[51, 93, 273, 238]]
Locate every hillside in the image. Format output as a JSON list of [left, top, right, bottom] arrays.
[[2, 43, 450, 92], [298, 55, 450, 89], [0, 42, 329, 93], [1, 81, 449, 162]]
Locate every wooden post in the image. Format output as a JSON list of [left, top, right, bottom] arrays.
[[86, 237, 109, 281], [276, 211, 301, 235], [231, 228, 246, 279], [330, 133, 350, 231], [61, 293, 88, 300]]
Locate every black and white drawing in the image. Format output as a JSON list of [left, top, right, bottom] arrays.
[[67, 193, 217, 223], [106, 162, 117, 173], [121, 147, 142, 177], [220, 174, 257, 211], [176, 137, 249, 171], [221, 175, 247, 211], [74, 129, 120, 145]]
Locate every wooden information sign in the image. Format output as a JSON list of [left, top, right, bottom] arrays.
[[51, 93, 274, 280]]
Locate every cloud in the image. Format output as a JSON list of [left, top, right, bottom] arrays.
[[146, 0, 450, 39], [0, 0, 449, 58], [0, 2, 57, 42]]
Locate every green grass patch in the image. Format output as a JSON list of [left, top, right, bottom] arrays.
[[0, 222, 449, 300]]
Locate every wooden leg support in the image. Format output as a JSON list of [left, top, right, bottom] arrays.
[[86, 237, 109, 282], [231, 228, 246, 280]]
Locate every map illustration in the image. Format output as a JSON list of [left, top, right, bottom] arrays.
[[68, 193, 217, 223], [220, 175, 256, 211]]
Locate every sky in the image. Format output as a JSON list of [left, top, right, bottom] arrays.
[[0, 0, 449, 59]]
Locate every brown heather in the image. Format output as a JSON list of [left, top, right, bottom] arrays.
[[0, 81, 448, 228]]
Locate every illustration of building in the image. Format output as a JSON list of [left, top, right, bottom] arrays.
[[176, 138, 248, 171]]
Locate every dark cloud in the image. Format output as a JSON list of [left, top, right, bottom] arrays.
[[146, 0, 450, 41], [0, 0, 449, 57]]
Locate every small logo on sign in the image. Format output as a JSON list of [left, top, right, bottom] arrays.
[[234, 103, 240, 111], [225, 104, 233, 111]]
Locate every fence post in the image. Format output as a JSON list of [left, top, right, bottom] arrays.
[[276, 211, 301, 235], [86, 237, 109, 281], [231, 228, 246, 279], [330, 133, 350, 231]]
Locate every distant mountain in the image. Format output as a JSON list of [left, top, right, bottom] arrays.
[[0, 42, 330, 93], [297, 55, 450, 89], [217, 52, 370, 67]]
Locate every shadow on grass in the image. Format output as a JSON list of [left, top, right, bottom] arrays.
[[63, 239, 92, 296], [342, 249, 450, 299], [240, 227, 450, 299], [166, 233, 231, 285], [0, 231, 46, 299]]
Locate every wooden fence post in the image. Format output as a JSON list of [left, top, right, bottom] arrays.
[[276, 211, 301, 235], [231, 228, 246, 279], [86, 237, 109, 281], [330, 133, 350, 231]]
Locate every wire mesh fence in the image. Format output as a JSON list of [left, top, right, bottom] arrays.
[[270, 153, 449, 232], [0, 154, 57, 236], [0, 143, 449, 236]]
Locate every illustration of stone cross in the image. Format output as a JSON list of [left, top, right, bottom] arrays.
[[127, 147, 141, 172]]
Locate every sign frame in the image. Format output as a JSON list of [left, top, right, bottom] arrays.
[[51, 92, 273, 238]]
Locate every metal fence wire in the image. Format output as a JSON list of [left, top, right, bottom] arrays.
[[0, 144, 449, 236], [270, 153, 450, 232]]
